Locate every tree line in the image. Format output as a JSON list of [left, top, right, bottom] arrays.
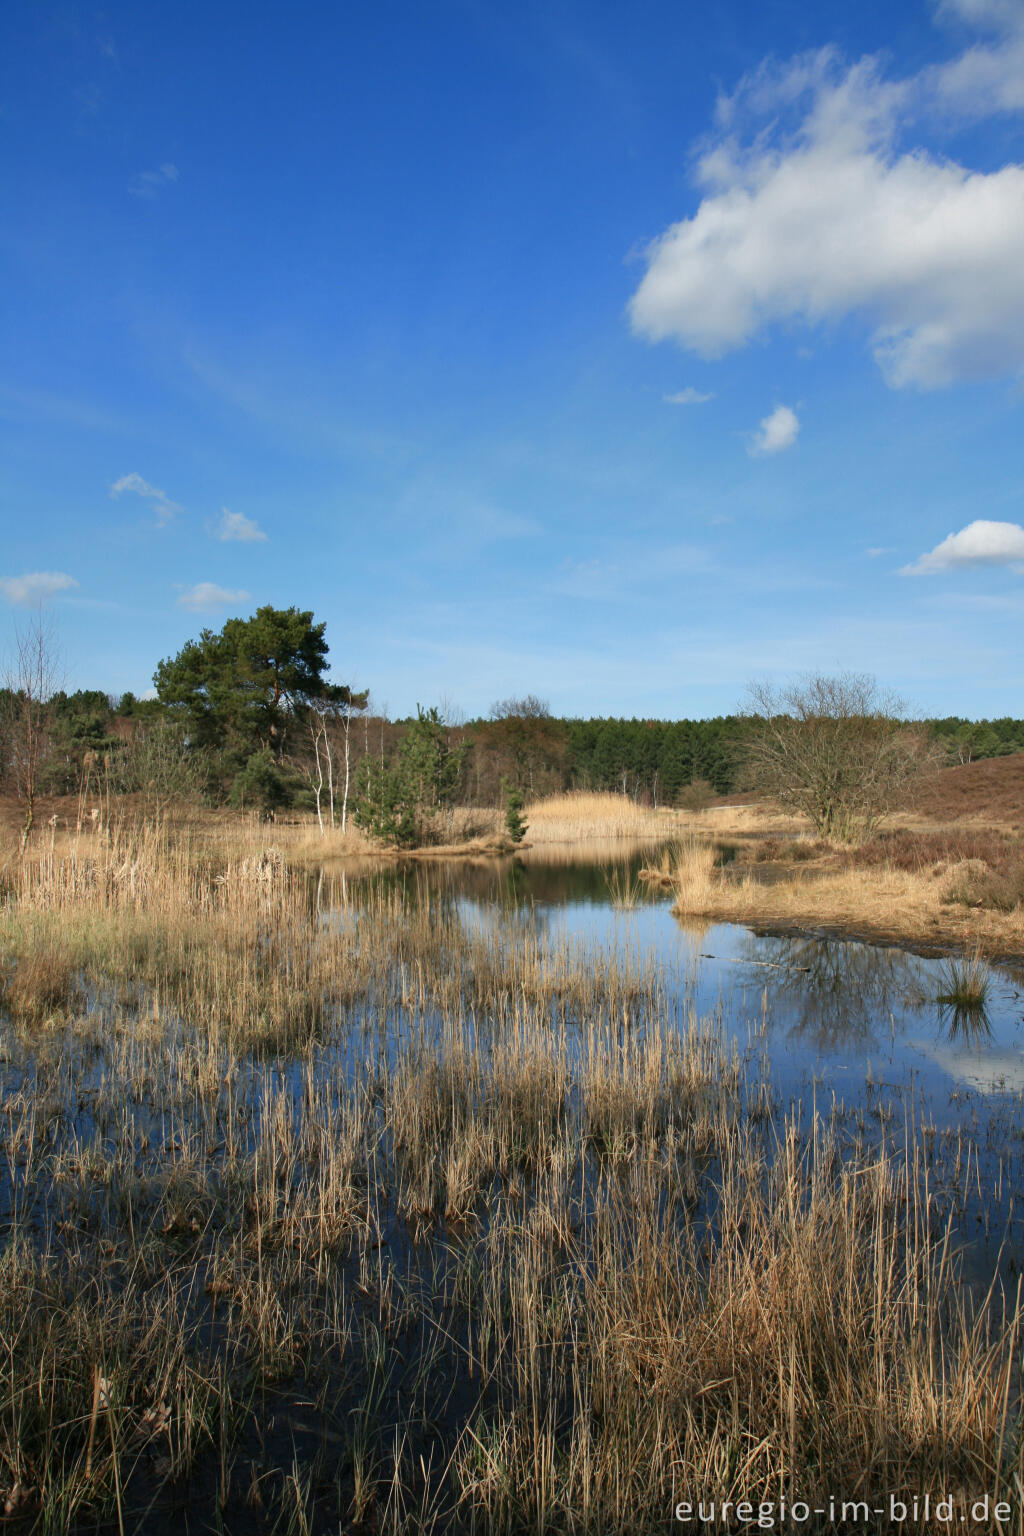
[[2, 606, 1021, 847]]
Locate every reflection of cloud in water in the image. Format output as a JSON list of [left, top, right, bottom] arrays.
[[914, 1042, 1024, 1095]]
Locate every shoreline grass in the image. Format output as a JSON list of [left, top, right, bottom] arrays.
[[648, 832, 1024, 961]]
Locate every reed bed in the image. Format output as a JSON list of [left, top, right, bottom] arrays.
[[523, 791, 672, 845], [0, 828, 1020, 1531]]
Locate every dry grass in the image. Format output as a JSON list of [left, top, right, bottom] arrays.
[[659, 837, 721, 914], [0, 823, 1021, 1529], [652, 835, 1024, 955], [681, 801, 808, 836], [1, 790, 675, 868], [524, 790, 674, 844]]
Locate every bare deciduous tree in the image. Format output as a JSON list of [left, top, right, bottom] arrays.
[[743, 671, 939, 843], [4, 616, 62, 855]]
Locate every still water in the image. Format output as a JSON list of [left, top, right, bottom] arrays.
[[333, 845, 1024, 1124]]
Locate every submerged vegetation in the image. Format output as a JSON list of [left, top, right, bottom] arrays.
[[0, 823, 1021, 1531]]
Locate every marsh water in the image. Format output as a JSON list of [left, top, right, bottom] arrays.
[[333, 844, 1024, 1111], [328, 844, 1024, 1269]]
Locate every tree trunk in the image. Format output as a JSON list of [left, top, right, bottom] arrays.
[[341, 716, 351, 833], [313, 728, 325, 835]]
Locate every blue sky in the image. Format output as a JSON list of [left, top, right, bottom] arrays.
[[2, 0, 1023, 718]]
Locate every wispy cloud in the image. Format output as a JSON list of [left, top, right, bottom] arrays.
[[663, 387, 714, 405], [0, 384, 124, 433], [217, 508, 267, 543], [177, 582, 250, 612], [549, 542, 712, 601], [903, 519, 1024, 573], [750, 405, 799, 456], [110, 472, 180, 524], [129, 162, 179, 199], [630, 4, 1024, 387], [0, 571, 79, 606], [471, 504, 541, 540]]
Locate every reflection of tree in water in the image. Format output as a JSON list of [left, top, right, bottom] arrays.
[[738, 932, 933, 1051], [510, 851, 656, 907], [322, 849, 660, 914]]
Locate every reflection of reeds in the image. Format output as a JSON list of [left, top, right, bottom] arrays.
[[0, 827, 1019, 1528], [940, 1001, 993, 1044]]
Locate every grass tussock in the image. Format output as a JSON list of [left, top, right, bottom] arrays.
[[936, 949, 990, 1010], [0, 824, 1020, 1530], [667, 837, 721, 914], [603, 865, 647, 908], [1, 938, 80, 1023]]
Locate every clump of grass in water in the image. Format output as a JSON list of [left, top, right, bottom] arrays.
[[669, 836, 720, 915], [936, 950, 989, 1011], [603, 866, 645, 909], [936, 949, 992, 1041]]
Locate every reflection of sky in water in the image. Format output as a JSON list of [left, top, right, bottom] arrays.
[[336, 849, 1024, 1129], [497, 899, 1024, 1117]]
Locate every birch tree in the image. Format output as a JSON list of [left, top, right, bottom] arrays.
[[308, 687, 368, 834]]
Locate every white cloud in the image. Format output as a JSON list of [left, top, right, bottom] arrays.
[[110, 472, 180, 524], [177, 582, 250, 612], [629, 10, 1024, 388], [0, 571, 78, 606], [750, 404, 799, 455], [903, 519, 1024, 573], [129, 163, 180, 199], [217, 508, 267, 543], [931, 0, 1024, 114], [664, 387, 715, 404]]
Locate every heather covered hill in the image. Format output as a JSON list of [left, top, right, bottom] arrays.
[[914, 751, 1024, 827]]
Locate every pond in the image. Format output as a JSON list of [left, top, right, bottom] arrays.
[[331, 843, 1024, 1113], [328, 844, 1024, 1276]]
